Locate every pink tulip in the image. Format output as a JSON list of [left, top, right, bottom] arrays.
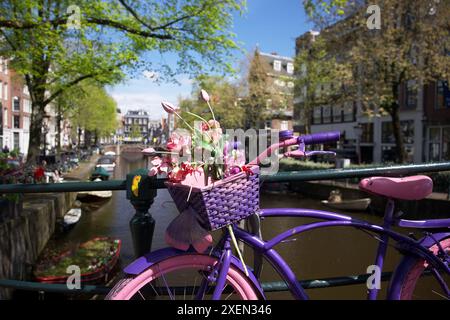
[[151, 157, 162, 166], [208, 120, 220, 129], [142, 147, 155, 155], [200, 89, 210, 102], [149, 166, 159, 176], [161, 101, 177, 114]]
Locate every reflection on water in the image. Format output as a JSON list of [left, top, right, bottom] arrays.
[[53, 153, 441, 300]]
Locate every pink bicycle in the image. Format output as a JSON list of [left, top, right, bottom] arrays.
[[106, 131, 450, 300]]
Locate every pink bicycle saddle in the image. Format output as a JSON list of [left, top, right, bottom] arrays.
[[359, 175, 433, 201]]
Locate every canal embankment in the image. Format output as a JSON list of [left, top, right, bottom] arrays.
[[0, 155, 99, 299]]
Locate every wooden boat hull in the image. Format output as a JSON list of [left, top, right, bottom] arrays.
[[77, 190, 112, 202], [321, 198, 371, 211], [62, 208, 82, 229], [34, 237, 121, 284]]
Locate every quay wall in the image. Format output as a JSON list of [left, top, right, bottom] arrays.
[[0, 193, 77, 299]]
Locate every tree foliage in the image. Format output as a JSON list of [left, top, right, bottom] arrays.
[[294, 35, 350, 133], [178, 75, 244, 130], [0, 0, 245, 162], [66, 82, 118, 143], [301, 0, 450, 162], [242, 49, 272, 129]]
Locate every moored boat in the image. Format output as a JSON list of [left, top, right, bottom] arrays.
[[77, 190, 113, 202], [34, 237, 121, 284], [90, 166, 110, 181], [321, 198, 371, 211], [62, 208, 82, 230]]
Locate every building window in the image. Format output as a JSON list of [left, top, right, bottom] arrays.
[[405, 80, 417, 109], [23, 116, 30, 130], [23, 99, 32, 113], [13, 115, 20, 129], [401, 120, 415, 144], [312, 107, 321, 124], [273, 60, 281, 72], [382, 122, 395, 144], [361, 123, 374, 143], [322, 106, 331, 123], [280, 120, 288, 131], [0, 82, 2, 100], [333, 105, 342, 122], [3, 60, 7, 75], [436, 80, 450, 109], [287, 63, 294, 74], [13, 97, 20, 112], [429, 127, 450, 161], [13, 132, 19, 150], [4, 83, 7, 100], [382, 120, 415, 144], [343, 101, 354, 122], [442, 127, 450, 160]]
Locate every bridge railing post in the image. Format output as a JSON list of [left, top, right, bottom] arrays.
[[126, 168, 157, 258]]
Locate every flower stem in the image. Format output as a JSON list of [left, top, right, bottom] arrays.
[[173, 111, 195, 132], [227, 225, 248, 277], [206, 101, 216, 123], [186, 111, 212, 130]]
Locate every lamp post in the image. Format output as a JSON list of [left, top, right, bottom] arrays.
[[353, 124, 363, 164]]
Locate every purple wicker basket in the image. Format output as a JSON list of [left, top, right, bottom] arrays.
[[166, 166, 260, 231]]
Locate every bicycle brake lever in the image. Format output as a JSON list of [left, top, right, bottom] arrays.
[[283, 150, 306, 158], [304, 151, 336, 157]]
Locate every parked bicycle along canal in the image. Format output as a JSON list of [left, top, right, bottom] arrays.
[[37, 152, 433, 299]]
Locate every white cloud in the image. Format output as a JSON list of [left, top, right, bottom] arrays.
[[142, 70, 159, 81], [111, 92, 167, 120], [107, 75, 193, 120]]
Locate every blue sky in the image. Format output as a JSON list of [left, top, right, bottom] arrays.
[[107, 0, 313, 120]]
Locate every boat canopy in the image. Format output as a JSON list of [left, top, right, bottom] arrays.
[[91, 166, 110, 177]]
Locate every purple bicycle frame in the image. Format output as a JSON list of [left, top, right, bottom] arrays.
[[219, 206, 450, 300]]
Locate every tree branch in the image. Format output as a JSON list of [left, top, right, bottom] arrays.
[[118, 0, 154, 30], [42, 63, 125, 106]]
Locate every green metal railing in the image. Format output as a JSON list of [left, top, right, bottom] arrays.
[[1, 162, 449, 296], [1, 162, 449, 194], [0, 272, 393, 295]]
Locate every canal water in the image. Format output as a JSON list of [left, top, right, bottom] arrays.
[[47, 153, 438, 299]]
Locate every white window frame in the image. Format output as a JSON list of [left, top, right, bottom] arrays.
[[4, 83, 7, 100], [23, 99, 32, 113], [0, 82, 2, 100], [287, 63, 294, 74], [13, 96, 20, 112], [273, 60, 281, 72]]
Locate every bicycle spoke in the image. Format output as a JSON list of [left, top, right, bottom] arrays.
[[157, 265, 174, 300], [148, 281, 160, 297], [432, 290, 449, 300], [191, 275, 198, 300], [138, 290, 146, 300]]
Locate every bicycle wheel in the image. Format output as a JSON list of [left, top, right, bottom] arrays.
[[395, 238, 450, 300], [106, 253, 260, 300]]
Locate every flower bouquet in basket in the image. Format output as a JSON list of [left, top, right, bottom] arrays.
[[146, 90, 259, 256]]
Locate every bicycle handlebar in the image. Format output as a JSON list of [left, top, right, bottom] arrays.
[[299, 131, 340, 146], [248, 130, 341, 165]]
